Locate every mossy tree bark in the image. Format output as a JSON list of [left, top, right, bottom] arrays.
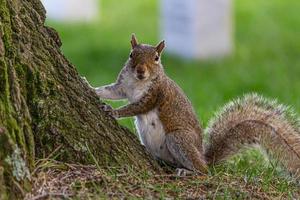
[[0, 0, 159, 199]]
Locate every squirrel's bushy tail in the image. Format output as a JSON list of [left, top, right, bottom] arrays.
[[205, 93, 300, 179]]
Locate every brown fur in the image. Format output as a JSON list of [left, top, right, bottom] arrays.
[[95, 34, 207, 173], [205, 94, 300, 179], [94, 35, 300, 179]]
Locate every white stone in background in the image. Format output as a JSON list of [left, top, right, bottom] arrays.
[[42, 0, 99, 22], [161, 0, 233, 59]]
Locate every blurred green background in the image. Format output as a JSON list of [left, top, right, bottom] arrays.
[[47, 0, 300, 130]]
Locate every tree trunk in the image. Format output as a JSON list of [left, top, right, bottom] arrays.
[[0, 0, 159, 199]]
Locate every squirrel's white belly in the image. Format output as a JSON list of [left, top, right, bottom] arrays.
[[135, 109, 174, 163]]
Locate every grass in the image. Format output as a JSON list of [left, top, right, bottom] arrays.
[[25, 156, 300, 199], [42, 0, 300, 198]]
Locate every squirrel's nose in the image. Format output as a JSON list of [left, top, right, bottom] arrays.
[[137, 68, 145, 74]]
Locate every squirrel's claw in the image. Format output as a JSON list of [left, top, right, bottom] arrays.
[[100, 104, 113, 115], [100, 104, 118, 118], [101, 104, 113, 112]]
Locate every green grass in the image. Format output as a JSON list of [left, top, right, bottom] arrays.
[[45, 0, 300, 198]]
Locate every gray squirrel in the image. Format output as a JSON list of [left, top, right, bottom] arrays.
[[89, 34, 300, 178]]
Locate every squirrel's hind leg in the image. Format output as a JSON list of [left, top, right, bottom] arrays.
[[165, 132, 208, 175]]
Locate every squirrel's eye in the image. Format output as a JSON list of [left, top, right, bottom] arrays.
[[155, 55, 159, 61], [129, 53, 133, 58]]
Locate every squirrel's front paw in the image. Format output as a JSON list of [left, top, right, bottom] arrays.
[[100, 104, 119, 118], [95, 87, 104, 96]]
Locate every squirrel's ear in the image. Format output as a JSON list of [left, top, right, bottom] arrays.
[[131, 34, 138, 49], [156, 40, 165, 55]]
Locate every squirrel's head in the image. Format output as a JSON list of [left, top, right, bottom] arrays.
[[126, 34, 165, 81]]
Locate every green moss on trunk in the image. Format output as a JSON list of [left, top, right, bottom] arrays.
[[0, 0, 159, 199]]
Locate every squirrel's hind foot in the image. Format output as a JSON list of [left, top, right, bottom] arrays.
[[175, 168, 195, 177]]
